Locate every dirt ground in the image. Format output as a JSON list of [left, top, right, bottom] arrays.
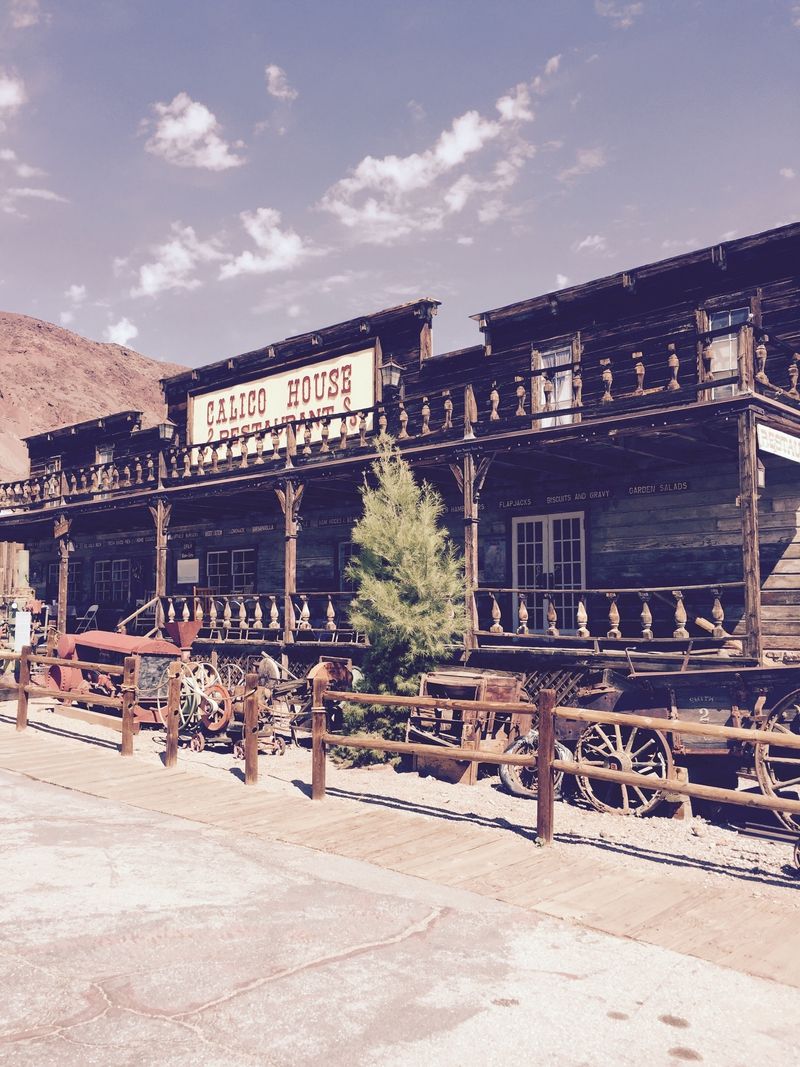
[[3, 687, 799, 910]]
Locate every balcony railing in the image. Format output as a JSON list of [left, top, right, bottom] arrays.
[[1, 324, 797, 516], [474, 582, 746, 649]]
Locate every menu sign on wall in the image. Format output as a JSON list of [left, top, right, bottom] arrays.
[[189, 346, 376, 446]]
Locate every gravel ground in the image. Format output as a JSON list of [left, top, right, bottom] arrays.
[[3, 690, 800, 908]]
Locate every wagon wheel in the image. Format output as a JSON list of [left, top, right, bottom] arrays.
[[218, 660, 245, 691], [575, 721, 672, 816], [186, 661, 221, 688], [190, 731, 205, 753], [754, 690, 800, 832], [154, 664, 200, 730], [199, 682, 233, 733], [498, 732, 571, 799]]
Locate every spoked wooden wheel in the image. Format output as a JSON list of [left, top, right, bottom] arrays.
[[755, 691, 800, 832], [498, 732, 571, 799], [575, 721, 672, 815], [199, 682, 233, 733]]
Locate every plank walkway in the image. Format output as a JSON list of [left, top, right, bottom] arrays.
[[2, 718, 800, 988]]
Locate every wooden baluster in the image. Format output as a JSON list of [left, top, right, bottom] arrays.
[[515, 376, 526, 416], [464, 384, 478, 440], [298, 594, 311, 630], [542, 372, 554, 412], [196, 447, 205, 476], [268, 594, 280, 631], [572, 365, 583, 413], [606, 593, 621, 638], [80, 469, 89, 492], [546, 595, 559, 637], [239, 598, 248, 630], [69, 472, 78, 493], [110, 464, 119, 489], [194, 596, 204, 624], [181, 598, 190, 622], [576, 596, 590, 638], [632, 351, 645, 395], [253, 597, 263, 630], [421, 396, 431, 435], [673, 590, 689, 639], [285, 422, 297, 469], [255, 433, 264, 465], [666, 343, 681, 391], [788, 355, 800, 399], [517, 593, 529, 635], [223, 597, 232, 634], [182, 451, 191, 478], [167, 597, 176, 623], [397, 401, 409, 439], [442, 390, 453, 431], [239, 434, 248, 469], [226, 441, 234, 471], [358, 412, 367, 447], [271, 426, 280, 459], [303, 421, 313, 455], [378, 407, 387, 435], [210, 444, 219, 473], [169, 451, 179, 478], [146, 454, 155, 481], [208, 598, 218, 630], [701, 339, 713, 382], [639, 592, 653, 640], [489, 593, 503, 633], [326, 595, 337, 631], [120, 464, 130, 487], [711, 588, 725, 638], [339, 416, 349, 450], [600, 358, 613, 403], [489, 382, 500, 421], [755, 335, 770, 385], [317, 419, 328, 452]]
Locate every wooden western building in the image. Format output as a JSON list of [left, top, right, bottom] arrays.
[[3, 222, 800, 683]]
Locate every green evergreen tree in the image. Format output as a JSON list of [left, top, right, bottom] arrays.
[[340, 436, 465, 759]]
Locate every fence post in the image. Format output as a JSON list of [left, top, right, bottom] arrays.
[[16, 645, 31, 732], [119, 655, 138, 757], [536, 688, 556, 846], [164, 663, 181, 768], [311, 665, 331, 801], [243, 671, 259, 785]]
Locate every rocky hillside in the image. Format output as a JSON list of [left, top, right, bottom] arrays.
[[0, 312, 186, 481]]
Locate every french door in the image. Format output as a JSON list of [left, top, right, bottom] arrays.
[[511, 512, 585, 632]]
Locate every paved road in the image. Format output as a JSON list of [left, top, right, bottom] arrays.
[[1, 769, 799, 1066]]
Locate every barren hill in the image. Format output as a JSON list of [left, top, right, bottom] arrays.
[[0, 312, 186, 481]]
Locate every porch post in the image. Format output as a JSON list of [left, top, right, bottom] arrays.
[[276, 479, 305, 645], [737, 409, 762, 660], [455, 452, 493, 651], [53, 514, 72, 634], [148, 498, 172, 633]]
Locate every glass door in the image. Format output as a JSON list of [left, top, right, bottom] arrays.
[[512, 512, 585, 632]]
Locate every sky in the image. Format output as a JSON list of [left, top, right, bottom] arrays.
[[1, 0, 800, 367]]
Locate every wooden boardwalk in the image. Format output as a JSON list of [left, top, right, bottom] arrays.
[[2, 717, 800, 989]]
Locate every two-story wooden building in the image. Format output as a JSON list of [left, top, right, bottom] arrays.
[[3, 222, 800, 687]]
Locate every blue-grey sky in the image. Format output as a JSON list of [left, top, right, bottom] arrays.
[[1, 0, 799, 366]]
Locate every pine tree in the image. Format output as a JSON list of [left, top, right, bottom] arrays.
[[340, 437, 465, 758]]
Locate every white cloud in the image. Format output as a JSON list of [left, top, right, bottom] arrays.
[[220, 207, 317, 280], [457, 235, 474, 246], [558, 146, 606, 182], [792, 4, 800, 28], [0, 146, 44, 178], [574, 234, 607, 253], [131, 223, 227, 297], [0, 71, 26, 128], [556, 273, 569, 287], [9, 0, 45, 28], [64, 283, 87, 303], [407, 99, 426, 122], [319, 74, 541, 244], [104, 317, 138, 347], [661, 237, 698, 252], [265, 64, 298, 102], [1, 185, 67, 216], [595, 1, 644, 29], [286, 303, 302, 318], [59, 310, 74, 326], [143, 92, 245, 171], [780, 167, 796, 180], [544, 55, 561, 76]]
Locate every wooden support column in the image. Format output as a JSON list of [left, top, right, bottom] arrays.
[[53, 514, 72, 635], [276, 480, 305, 645], [451, 453, 493, 651], [738, 409, 762, 661], [148, 498, 172, 634]]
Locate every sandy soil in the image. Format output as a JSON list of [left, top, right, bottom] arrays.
[[3, 690, 799, 908]]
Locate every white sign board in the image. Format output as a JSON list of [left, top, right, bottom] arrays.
[[189, 346, 376, 447], [176, 558, 200, 585], [13, 610, 31, 653], [757, 424, 800, 465]]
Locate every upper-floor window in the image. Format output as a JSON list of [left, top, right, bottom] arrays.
[[537, 346, 574, 428], [708, 308, 749, 399], [96, 445, 114, 465]]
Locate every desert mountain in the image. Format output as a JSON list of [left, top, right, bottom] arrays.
[[0, 312, 186, 481]]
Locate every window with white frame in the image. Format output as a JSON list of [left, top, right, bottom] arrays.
[[206, 548, 256, 594], [707, 308, 749, 399], [538, 346, 574, 428], [206, 550, 231, 594], [93, 559, 130, 604], [47, 560, 82, 603]]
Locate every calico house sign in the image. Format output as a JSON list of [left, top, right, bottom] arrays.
[[189, 346, 376, 447]]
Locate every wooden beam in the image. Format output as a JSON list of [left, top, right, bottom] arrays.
[[738, 409, 762, 660], [53, 514, 72, 635], [276, 480, 304, 643], [148, 498, 172, 633]]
